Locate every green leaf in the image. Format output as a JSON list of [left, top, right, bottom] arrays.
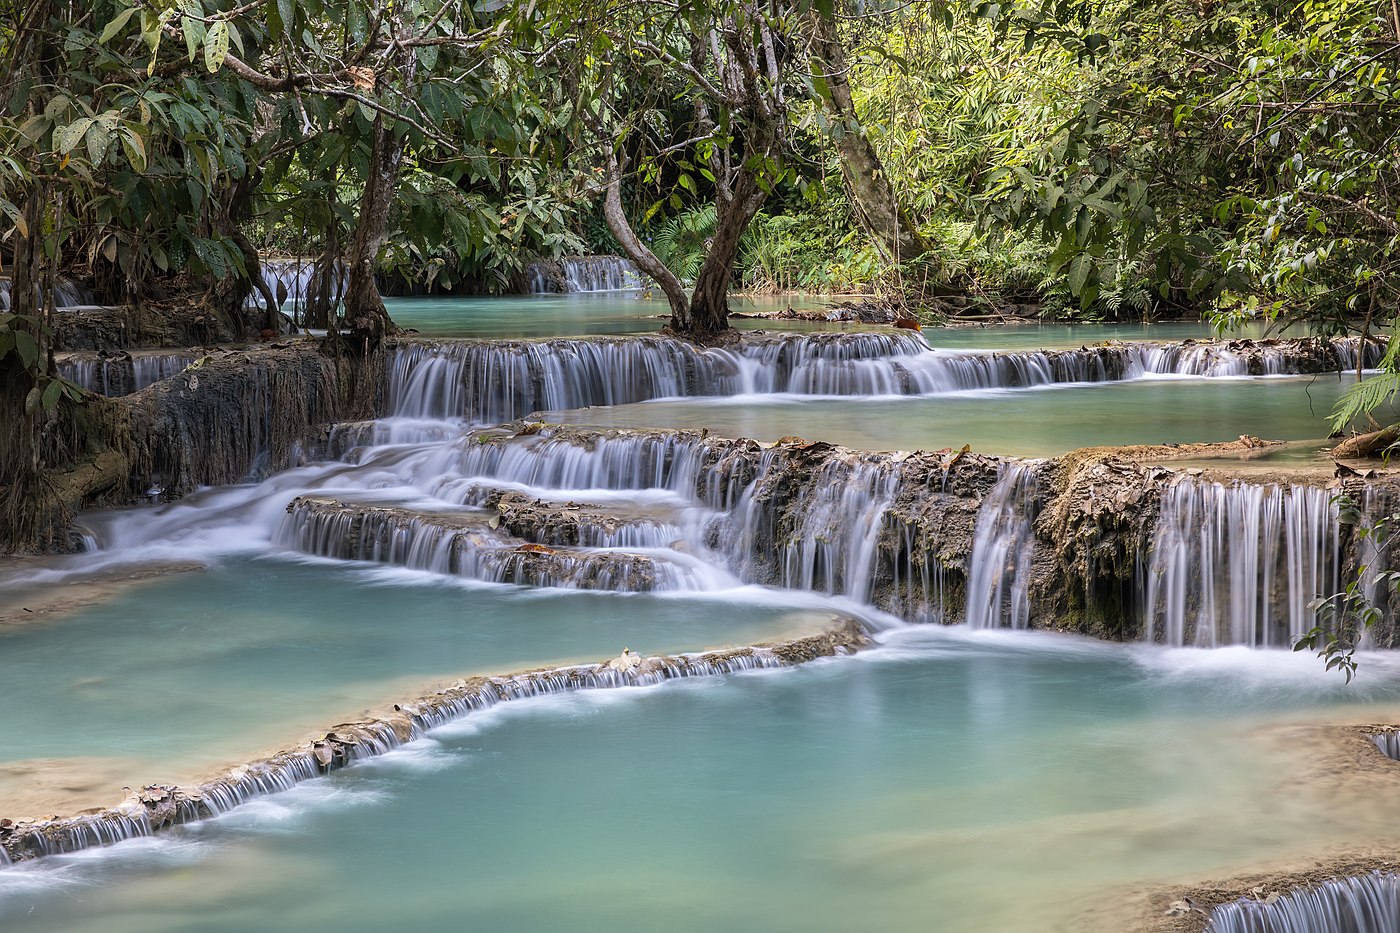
[[24, 387, 41, 414], [55, 117, 95, 155], [0, 198, 26, 237], [41, 379, 62, 412], [99, 7, 139, 44], [182, 0, 207, 61], [14, 330, 38, 369], [1067, 253, 1090, 295], [205, 20, 230, 73], [120, 130, 147, 172]]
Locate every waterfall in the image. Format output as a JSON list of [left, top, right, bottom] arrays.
[[385, 334, 1381, 423], [1142, 478, 1340, 647], [524, 263, 557, 294], [387, 338, 744, 422], [1207, 872, 1400, 933], [965, 462, 1039, 629], [267, 430, 944, 605], [558, 256, 647, 292], [276, 497, 721, 592], [0, 276, 96, 309], [723, 457, 900, 603], [58, 353, 197, 396], [1372, 731, 1400, 760], [248, 258, 347, 310]]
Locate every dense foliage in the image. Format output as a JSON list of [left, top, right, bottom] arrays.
[[0, 0, 1394, 341]]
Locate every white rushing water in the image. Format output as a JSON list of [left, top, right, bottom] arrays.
[[1142, 478, 1341, 648], [1207, 872, 1400, 932], [386, 332, 1382, 424], [525, 256, 648, 293], [57, 354, 197, 396], [10, 320, 1400, 933], [0, 276, 95, 310], [965, 462, 1039, 630], [247, 258, 347, 310]]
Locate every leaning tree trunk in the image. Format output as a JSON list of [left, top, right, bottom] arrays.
[[600, 146, 692, 326], [686, 171, 767, 341], [808, 11, 934, 265], [341, 116, 403, 347]]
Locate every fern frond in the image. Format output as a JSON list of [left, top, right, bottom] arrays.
[[1332, 372, 1400, 431]]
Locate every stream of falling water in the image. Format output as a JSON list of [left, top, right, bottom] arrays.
[[7, 317, 1400, 932]]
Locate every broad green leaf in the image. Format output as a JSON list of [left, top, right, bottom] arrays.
[[14, 330, 38, 369], [205, 20, 230, 73], [183, 1, 207, 61], [120, 130, 147, 172], [41, 380, 62, 412], [99, 7, 139, 44], [55, 117, 95, 155]]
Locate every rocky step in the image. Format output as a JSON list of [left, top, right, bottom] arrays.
[[56, 350, 201, 397], [277, 495, 690, 592], [0, 619, 870, 865]]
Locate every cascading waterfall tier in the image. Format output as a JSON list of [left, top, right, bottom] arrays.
[[965, 462, 1040, 629], [521, 255, 648, 293], [1141, 477, 1340, 648], [1206, 872, 1400, 933], [386, 333, 1382, 423], [0, 623, 868, 866], [57, 352, 197, 396], [278, 496, 705, 592], [273, 428, 980, 602], [248, 257, 347, 309], [0, 275, 96, 310]]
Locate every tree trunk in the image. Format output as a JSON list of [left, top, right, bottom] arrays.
[[686, 171, 765, 340], [341, 117, 402, 347], [600, 148, 692, 326], [808, 11, 935, 264]]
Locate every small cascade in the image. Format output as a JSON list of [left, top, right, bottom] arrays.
[[387, 339, 742, 422], [277, 497, 711, 592], [1358, 485, 1398, 643], [1142, 478, 1341, 647], [58, 353, 196, 396], [965, 463, 1039, 629], [886, 523, 949, 624], [559, 255, 647, 292], [386, 333, 1381, 424], [249, 258, 347, 309], [524, 263, 557, 294], [0, 276, 95, 309], [1206, 872, 1400, 933], [434, 431, 731, 506], [1371, 731, 1400, 760], [759, 458, 899, 603], [1125, 336, 1383, 378]]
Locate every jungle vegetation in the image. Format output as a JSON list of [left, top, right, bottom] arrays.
[[0, 0, 1395, 359]]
